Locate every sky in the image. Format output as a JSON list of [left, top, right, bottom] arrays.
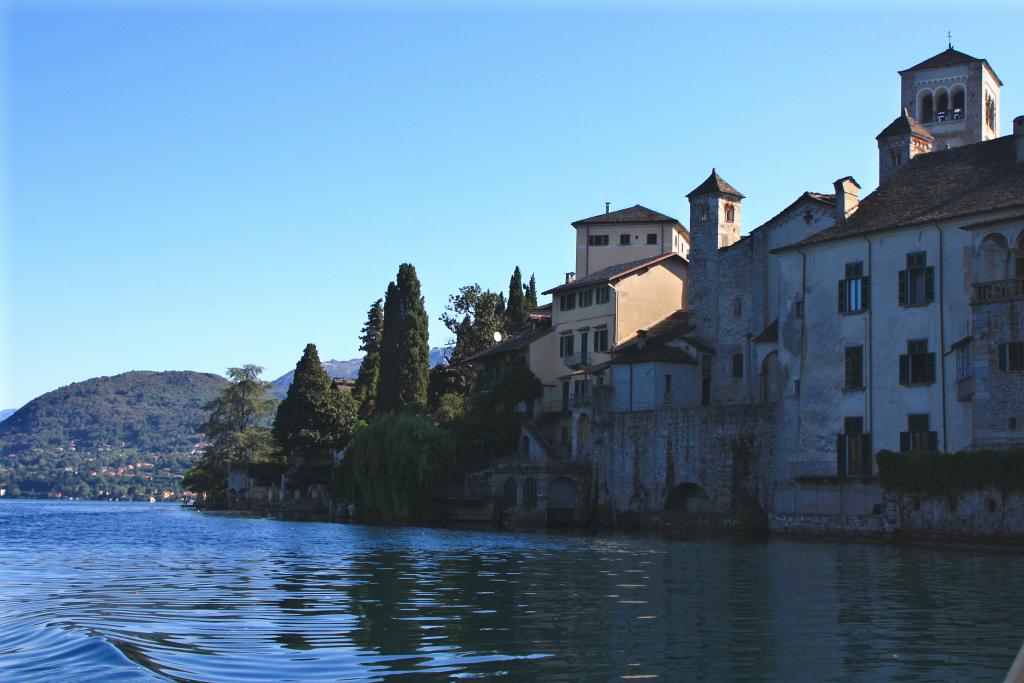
[[2, 1, 1023, 409]]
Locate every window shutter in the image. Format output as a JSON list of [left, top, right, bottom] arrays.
[[898, 270, 908, 305], [861, 434, 873, 476], [927, 431, 939, 452], [899, 432, 910, 452], [836, 434, 847, 476], [862, 277, 871, 310], [924, 266, 935, 302], [899, 354, 909, 385], [925, 352, 936, 383], [838, 279, 847, 313], [998, 344, 1007, 372]]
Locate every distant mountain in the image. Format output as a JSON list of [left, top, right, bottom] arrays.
[[0, 409, 14, 423], [269, 347, 450, 399], [0, 371, 228, 455]]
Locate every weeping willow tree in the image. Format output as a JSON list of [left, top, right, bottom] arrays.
[[342, 412, 452, 522]]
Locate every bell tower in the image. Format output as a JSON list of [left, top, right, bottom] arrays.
[[686, 169, 744, 340], [898, 45, 1002, 149]]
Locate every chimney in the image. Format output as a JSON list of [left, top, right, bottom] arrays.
[[637, 330, 647, 350], [605, 202, 610, 214], [833, 176, 861, 221], [1015, 115, 1024, 164], [565, 272, 576, 284]]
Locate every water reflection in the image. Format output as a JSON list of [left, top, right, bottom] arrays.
[[1, 501, 1022, 682]]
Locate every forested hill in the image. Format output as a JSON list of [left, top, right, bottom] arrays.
[[0, 371, 228, 454]]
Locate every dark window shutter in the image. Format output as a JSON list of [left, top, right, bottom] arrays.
[[862, 277, 871, 310], [927, 431, 939, 452], [898, 270, 908, 305], [924, 266, 935, 302], [925, 353, 936, 383], [838, 279, 847, 313], [899, 354, 909, 385], [899, 432, 910, 452], [861, 433, 873, 476], [837, 434, 847, 475], [998, 344, 1007, 372]]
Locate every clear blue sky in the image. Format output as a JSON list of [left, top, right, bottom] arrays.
[[3, 1, 1022, 408]]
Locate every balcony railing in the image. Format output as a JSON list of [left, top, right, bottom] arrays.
[[973, 278, 1024, 304], [562, 352, 591, 369]]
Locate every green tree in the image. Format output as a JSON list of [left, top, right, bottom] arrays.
[[525, 273, 538, 310], [273, 343, 354, 461], [183, 365, 276, 494], [505, 266, 529, 334], [441, 284, 507, 364], [377, 264, 431, 413], [353, 299, 384, 420]]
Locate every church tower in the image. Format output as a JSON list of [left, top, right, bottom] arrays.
[[898, 45, 1002, 149], [686, 169, 744, 338]]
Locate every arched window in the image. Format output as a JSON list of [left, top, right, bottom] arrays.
[[523, 478, 537, 509], [920, 92, 934, 122], [986, 93, 996, 129], [978, 234, 1009, 283], [725, 204, 735, 223], [951, 86, 965, 120], [1014, 233, 1024, 278], [936, 89, 949, 121], [697, 203, 710, 221], [503, 477, 517, 507]]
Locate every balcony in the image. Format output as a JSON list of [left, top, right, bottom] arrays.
[[562, 352, 591, 369], [973, 278, 1024, 304]]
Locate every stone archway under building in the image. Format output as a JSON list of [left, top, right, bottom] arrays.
[[664, 482, 708, 514]]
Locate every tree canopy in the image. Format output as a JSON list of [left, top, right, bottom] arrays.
[[377, 264, 431, 413], [353, 299, 384, 420], [273, 344, 355, 460]]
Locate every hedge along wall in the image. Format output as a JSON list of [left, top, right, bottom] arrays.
[[876, 448, 1024, 499]]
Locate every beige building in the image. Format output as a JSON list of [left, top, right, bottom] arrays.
[[572, 205, 689, 277]]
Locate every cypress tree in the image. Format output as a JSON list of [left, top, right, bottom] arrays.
[[506, 266, 528, 334], [353, 299, 384, 419], [525, 274, 538, 309], [377, 264, 430, 412], [272, 343, 343, 460]]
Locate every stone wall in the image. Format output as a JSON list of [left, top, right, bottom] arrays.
[[589, 403, 776, 517], [886, 489, 1024, 541], [971, 297, 1024, 448]]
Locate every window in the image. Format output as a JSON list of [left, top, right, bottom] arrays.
[[579, 289, 593, 307], [837, 417, 872, 477], [955, 342, 972, 381], [588, 234, 609, 246], [664, 374, 672, 396], [731, 353, 744, 379], [561, 383, 570, 412], [952, 87, 965, 120], [559, 334, 574, 357], [794, 300, 804, 319], [559, 293, 576, 311], [898, 252, 934, 306], [523, 478, 537, 509], [646, 233, 658, 245], [733, 298, 742, 317], [844, 346, 864, 390], [936, 90, 949, 120], [999, 342, 1024, 372], [899, 339, 936, 386], [503, 477, 517, 507], [593, 328, 608, 353], [698, 203, 710, 221], [986, 93, 996, 129], [920, 92, 934, 122], [579, 331, 589, 364], [725, 204, 735, 223], [900, 414, 938, 453], [838, 261, 870, 313], [595, 287, 610, 305], [619, 234, 631, 246]]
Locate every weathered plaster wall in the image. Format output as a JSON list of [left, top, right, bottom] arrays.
[[613, 260, 688, 345], [575, 221, 687, 276], [610, 361, 700, 412], [589, 403, 776, 515]]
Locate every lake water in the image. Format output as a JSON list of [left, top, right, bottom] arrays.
[[1, 500, 1023, 682]]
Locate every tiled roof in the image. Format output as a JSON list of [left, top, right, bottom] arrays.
[[542, 253, 685, 295], [720, 191, 836, 254], [899, 47, 1002, 86], [611, 345, 697, 366], [876, 110, 934, 141], [465, 325, 553, 362], [572, 204, 681, 227], [686, 168, 744, 199], [614, 310, 691, 350], [777, 136, 1024, 252]]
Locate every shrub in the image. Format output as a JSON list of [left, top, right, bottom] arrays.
[[876, 448, 1024, 499]]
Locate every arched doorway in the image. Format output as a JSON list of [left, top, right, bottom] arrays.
[[664, 483, 707, 514], [978, 234, 1009, 282], [547, 477, 577, 526], [502, 477, 517, 508], [760, 352, 780, 402]]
